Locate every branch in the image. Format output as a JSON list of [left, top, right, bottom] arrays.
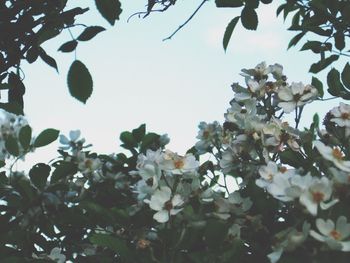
[[162, 0, 208, 41]]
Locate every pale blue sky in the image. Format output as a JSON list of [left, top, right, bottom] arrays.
[[19, 1, 344, 165]]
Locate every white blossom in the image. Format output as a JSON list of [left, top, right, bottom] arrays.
[[310, 216, 350, 251], [314, 141, 350, 172], [145, 186, 184, 223]]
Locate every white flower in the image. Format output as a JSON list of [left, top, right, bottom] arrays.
[[240, 61, 271, 79], [310, 216, 350, 251], [314, 141, 350, 172], [330, 102, 350, 136], [195, 121, 222, 153], [59, 130, 85, 150], [292, 175, 334, 216], [256, 161, 279, 188], [159, 150, 199, 174], [145, 186, 184, 223], [48, 247, 66, 263], [77, 152, 101, 174], [278, 82, 318, 113]]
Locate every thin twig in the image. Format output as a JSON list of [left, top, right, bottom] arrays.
[[163, 0, 208, 41]]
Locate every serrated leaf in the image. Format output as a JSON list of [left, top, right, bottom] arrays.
[[215, 0, 243, 7], [29, 163, 50, 190], [287, 32, 305, 49], [309, 55, 339, 73], [34, 129, 59, 148], [78, 26, 106, 41], [223, 16, 240, 51], [327, 68, 348, 98], [341, 63, 350, 90], [19, 125, 32, 150], [5, 136, 19, 156], [241, 7, 258, 30], [95, 0, 122, 25], [67, 60, 93, 103], [311, 77, 324, 97], [58, 40, 78, 52]]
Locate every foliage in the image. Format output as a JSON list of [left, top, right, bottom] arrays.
[[1, 1, 350, 262], [0, 0, 122, 113], [1, 61, 350, 262]]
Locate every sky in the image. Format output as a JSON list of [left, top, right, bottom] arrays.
[[17, 1, 345, 167]]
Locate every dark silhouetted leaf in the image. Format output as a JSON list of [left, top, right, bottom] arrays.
[[241, 7, 258, 30], [287, 32, 305, 49], [58, 40, 78, 52], [309, 55, 339, 73], [34, 129, 59, 148], [67, 60, 93, 103], [311, 77, 324, 97], [29, 163, 51, 190], [341, 63, 350, 90], [215, 0, 243, 7], [223, 16, 240, 51], [95, 0, 122, 25], [78, 26, 106, 41], [334, 31, 345, 51], [51, 161, 77, 183], [39, 48, 58, 72]]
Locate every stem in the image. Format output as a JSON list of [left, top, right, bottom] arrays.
[[163, 0, 208, 41]]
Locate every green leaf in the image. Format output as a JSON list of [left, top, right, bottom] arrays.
[[29, 163, 51, 190], [0, 102, 24, 115], [19, 125, 32, 150], [215, 0, 243, 7], [0, 160, 5, 168], [309, 55, 339, 73], [67, 60, 93, 103], [5, 136, 19, 156], [58, 40, 78, 52], [78, 26, 106, 41], [140, 133, 160, 152], [311, 77, 324, 97], [241, 6, 258, 30], [34, 129, 59, 148], [300, 41, 331, 53], [326, 68, 350, 99], [287, 32, 305, 49], [90, 233, 133, 259], [51, 161, 77, 183], [120, 131, 137, 148], [341, 63, 350, 90], [280, 149, 305, 168], [132, 124, 146, 143], [95, 0, 122, 25], [223, 16, 240, 51]]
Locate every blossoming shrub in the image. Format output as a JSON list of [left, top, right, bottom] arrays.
[[1, 62, 350, 262]]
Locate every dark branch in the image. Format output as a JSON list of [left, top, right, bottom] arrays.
[[162, 0, 208, 41]]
